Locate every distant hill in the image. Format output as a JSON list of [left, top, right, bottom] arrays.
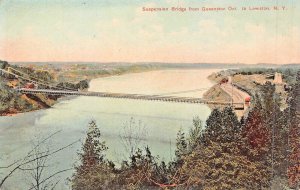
[[12, 62, 298, 70], [280, 63, 300, 68]]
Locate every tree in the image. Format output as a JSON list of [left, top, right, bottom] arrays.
[[119, 118, 148, 159], [204, 109, 223, 143], [74, 120, 108, 176], [175, 128, 187, 159], [243, 97, 270, 161], [187, 116, 203, 151], [72, 120, 115, 190], [0, 60, 8, 69], [183, 107, 271, 189], [117, 147, 159, 189], [204, 107, 241, 145], [26, 138, 74, 190], [287, 72, 300, 189], [167, 107, 270, 189], [249, 84, 292, 180], [75, 80, 89, 90], [0, 130, 78, 189], [176, 141, 269, 189]]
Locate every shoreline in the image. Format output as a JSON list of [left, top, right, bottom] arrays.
[[0, 68, 161, 117]]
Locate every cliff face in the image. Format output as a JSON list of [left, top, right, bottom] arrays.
[[0, 79, 58, 116], [203, 84, 231, 104], [0, 61, 58, 116], [203, 72, 232, 110], [0, 80, 33, 115]]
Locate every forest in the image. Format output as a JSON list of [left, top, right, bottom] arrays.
[[71, 72, 299, 189]]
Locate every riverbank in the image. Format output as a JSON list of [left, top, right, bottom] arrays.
[[0, 94, 57, 116], [203, 68, 292, 115], [203, 71, 252, 118], [202, 71, 231, 109], [0, 63, 162, 116], [55, 64, 162, 83]]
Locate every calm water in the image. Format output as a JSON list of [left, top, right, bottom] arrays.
[[0, 69, 218, 189]]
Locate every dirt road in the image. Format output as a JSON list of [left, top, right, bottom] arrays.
[[220, 77, 250, 116]]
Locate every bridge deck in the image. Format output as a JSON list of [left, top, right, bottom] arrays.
[[16, 88, 244, 106]]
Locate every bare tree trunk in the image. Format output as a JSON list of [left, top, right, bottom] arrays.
[[119, 118, 148, 159], [0, 130, 79, 189]]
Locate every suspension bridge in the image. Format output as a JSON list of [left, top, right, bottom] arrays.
[[0, 67, 245, 109]]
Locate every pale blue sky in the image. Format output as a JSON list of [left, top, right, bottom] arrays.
[[0, 0, 299, 63]]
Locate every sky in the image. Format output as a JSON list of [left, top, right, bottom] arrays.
[[0, 0, 299, 64]]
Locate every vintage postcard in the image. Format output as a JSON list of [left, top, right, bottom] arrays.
[[0, 0, 299, 189]]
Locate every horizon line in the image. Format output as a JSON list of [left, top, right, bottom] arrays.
[[6, 61, 300, 65]]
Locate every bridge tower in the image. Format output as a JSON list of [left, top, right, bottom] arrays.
[[273, 72, 283, 84]]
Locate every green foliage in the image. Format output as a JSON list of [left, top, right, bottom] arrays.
[[10, 65, 54, 82], [0, 60, 8, 69], [76, 80, 89, 90], [77, 120, 108, 172], [0, 81, 13, 113], [0, 80, 32, 114], [34, 70, 53, 82], [177, 142, 269, 189], [72, 120, 111, 190], [243, 82, 297, 186], [57, 80, 89, 90], [175, 128, 187, 159], [287, 71, 300, 188], [169, 107, 270, 189], [187, 117, 203, 151], [117, 147, 159, 189], [204, 107, 241, 144]]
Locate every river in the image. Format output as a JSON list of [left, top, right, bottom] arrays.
[[0, 69, 219, 189]]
